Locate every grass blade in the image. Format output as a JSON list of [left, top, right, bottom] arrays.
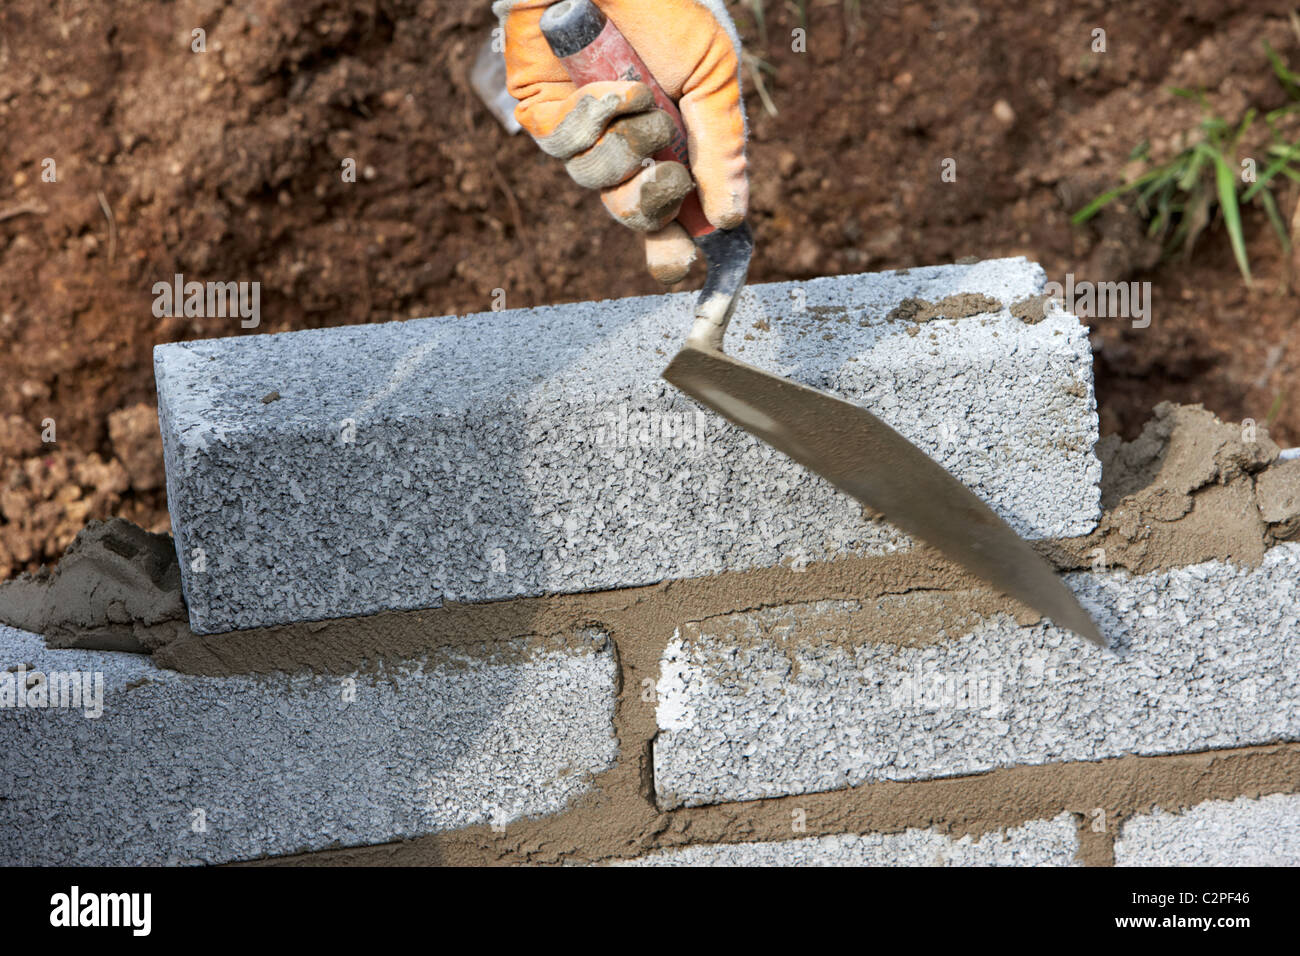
[[1071, 167, 1168, 223], [749, 0, 768, 46], [1257, 187, 1291, 253], [1241, 151, 1298, 201], [1265, 41, 1300, 97], [1211, 150, 1252, 285]]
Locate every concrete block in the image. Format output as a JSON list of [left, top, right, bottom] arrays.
[[616, 813, 1078, 866], [155, 258, 1100, 633], [1114, 793, 1300, 866], [0, 625, 617, 865], [653, 544, 1300, 809]]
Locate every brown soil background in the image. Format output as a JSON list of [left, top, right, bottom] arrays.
[[2, 0, 1299, 579]]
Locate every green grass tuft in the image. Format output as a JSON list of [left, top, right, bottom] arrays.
[[1074, 43, 1300, 288]]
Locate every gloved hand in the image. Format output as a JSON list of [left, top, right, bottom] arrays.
[[493, 0, 749, 284]]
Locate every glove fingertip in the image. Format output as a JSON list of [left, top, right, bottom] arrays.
[[645, 224, 697, 285]]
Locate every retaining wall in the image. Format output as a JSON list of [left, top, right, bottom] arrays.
[[4, 260, 1297, 866]]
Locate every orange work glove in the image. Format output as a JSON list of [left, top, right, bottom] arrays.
[[493, 0, 749, 284]]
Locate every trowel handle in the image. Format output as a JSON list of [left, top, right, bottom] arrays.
[[539, 0, 714, 238]]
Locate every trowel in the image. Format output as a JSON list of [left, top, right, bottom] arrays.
[[541, 0, 1105, 647]]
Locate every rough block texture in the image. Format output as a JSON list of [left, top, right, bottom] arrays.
[[616, 813, 1078, 866], [654, 544, 1300, 809], [0, 626, 617, 865], [155, 258, 1100, 632], [1114, 793, 1300, 866]]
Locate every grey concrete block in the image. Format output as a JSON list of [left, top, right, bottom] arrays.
[[0, 625, 617, 865], [616, 813, 1078, 866], [155, 258, 1100, 633], [653, 544, 1300, 809], [1115, 793, 1300, 866]]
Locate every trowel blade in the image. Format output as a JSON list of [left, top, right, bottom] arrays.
[[663, 345, 1106, 647]]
